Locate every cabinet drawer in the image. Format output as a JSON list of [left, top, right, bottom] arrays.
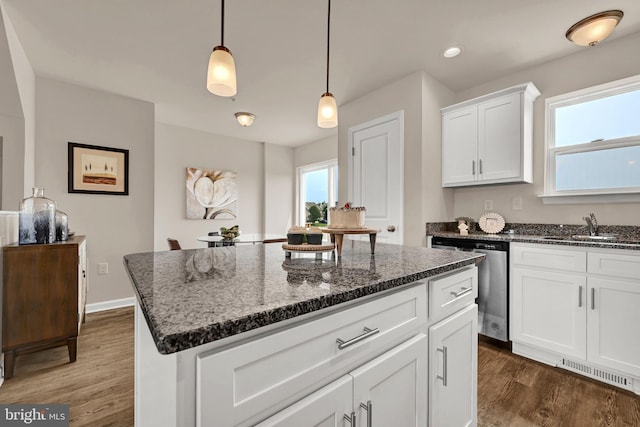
[[197, 282, 427, 427], [588, 251, 640, 280], [429, 267, 477, 323], [512, 244, 586, 272]]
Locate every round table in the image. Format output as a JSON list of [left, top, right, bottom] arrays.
[[321, 228, 380, 257], [197, 234, 286, 247]]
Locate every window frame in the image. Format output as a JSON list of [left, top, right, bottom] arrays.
[[542, 74, 640, 204], [296, 159, 338, 226]]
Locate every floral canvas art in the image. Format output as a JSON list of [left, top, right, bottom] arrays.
[[186, 167, 238, 219]]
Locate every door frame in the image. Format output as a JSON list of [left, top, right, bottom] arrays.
[[348, 110, 404, 243]]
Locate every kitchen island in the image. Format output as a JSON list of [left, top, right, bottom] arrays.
[[124, 240, 484, 427]]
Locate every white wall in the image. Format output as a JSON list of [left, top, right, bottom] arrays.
[[154, 122, 266, 251], [35, 77, 155, 304], [451, 32, 640, 226], [1, 4, 34, 198], [294, 135, 338, 169], [264, 143, 294, 234]]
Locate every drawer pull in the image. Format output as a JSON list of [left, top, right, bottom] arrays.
[[450, 287, 473, 298], [343, 412, 356, 426], [437, 346, 448, 386], [336, 327, 380, 350], [360, 400, 372, 427]]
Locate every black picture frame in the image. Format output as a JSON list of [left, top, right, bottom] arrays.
[[68, 142, 129, 195]]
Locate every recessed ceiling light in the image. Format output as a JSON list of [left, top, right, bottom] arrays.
[[442, 46, 462, 58]]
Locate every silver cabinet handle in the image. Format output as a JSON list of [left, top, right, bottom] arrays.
[[343, 412, 356, 426], [591, 288, 595, 310], [360, 401, 372, 427], [336, 327, 380, 350], [479, 159, 483, 174], [472, 160, 476, 175], [451, 287, 473, 298], [578, 286, 583, 307], [436, 346, 448, 386]]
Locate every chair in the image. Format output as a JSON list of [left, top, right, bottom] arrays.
[[167, 238, 181, 250]]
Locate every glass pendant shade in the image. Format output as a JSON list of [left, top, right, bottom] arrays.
[[317, 93, 338, 128], [207, 46, 237, 96], [566, 10, 623, 46]]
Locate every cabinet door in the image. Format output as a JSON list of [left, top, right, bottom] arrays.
[[511, 267, 586, 359], [429, 304, 477, 427], [350, 334, 427, 427], [477, 93, 522, 183], [587, 277, 640, 377], [255, 375, 353, 427], [442, 106, 478, 186]]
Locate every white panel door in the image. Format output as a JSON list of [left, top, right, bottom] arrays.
[[587, 277, 640, 376], [429, 304, 478, 427], [350, 334, 427, 427], [511, 267, 587, 359], [477, 93, 521, 182], [442, 106, 478, 186], [255, 375, 353, 427], [349, 111, 403, 245]]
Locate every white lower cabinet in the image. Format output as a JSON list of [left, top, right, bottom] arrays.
[[511, 243, 640, 394], [429, 304, 478, 427], [257, 333, 427, 427]]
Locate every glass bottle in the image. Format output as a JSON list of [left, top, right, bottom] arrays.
[[55, 210, 69, 241], [19, 187, 56, 244]]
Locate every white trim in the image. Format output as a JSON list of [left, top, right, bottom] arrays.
[[86, 296, 136, 314]]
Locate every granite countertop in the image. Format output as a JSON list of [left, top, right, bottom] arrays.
[[123, 241, 484, 355], [429, 231, 640, 250]]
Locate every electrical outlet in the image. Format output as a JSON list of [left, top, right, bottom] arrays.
[[98, 262, 109, 275], [512, 196, 523, 210], [484, 200, 493, 211]]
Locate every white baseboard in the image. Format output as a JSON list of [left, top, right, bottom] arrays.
[[86, 297, 136, 314]]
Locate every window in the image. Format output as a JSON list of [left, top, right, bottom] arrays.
[[297, 160, 338, 226], [544, 75, 640, 203]]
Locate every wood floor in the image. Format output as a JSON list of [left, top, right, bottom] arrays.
[[0, 307, 134, 426], [1, 307, 638, 427], [478, 342, 640, 427]]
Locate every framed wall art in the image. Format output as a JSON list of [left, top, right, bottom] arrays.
[[68, 142, 129, 195], [186, 167, 238, 219]]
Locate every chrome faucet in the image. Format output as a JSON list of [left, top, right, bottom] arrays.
[[583, 213, 598, 236]]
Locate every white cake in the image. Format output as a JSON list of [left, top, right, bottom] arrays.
[[328, 206, 366, 229]]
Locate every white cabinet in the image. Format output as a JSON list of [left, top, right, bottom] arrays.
[[441, 82, 540, 187], [510, 243, 640, 394], [429, 304, 477, 427]]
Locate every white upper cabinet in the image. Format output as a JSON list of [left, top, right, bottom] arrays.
[[442, 82, 540, 187]]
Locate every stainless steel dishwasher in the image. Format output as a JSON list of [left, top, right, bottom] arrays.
[[431, 236, 509, 342]]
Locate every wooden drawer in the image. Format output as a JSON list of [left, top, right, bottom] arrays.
[[512, 244, 586, 272], [588, 251, 640, 280], [429, 266, 477, 323], [196, 282, 427, 427]]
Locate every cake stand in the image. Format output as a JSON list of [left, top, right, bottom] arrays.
[[321, 228, 380, 257], [282, 243, 336, 260]]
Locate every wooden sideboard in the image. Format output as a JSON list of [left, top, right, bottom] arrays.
[[2, 235, 87, 379]]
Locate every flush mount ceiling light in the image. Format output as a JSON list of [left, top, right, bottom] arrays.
[[235, 112, 255, 127], [317, 0, 338, 129], [566, 10, 624, 47], [442, 46, 462, 58], [206, 0, 237, 96]]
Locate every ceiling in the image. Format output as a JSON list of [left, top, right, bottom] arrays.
[[3, 0, 640, 147]]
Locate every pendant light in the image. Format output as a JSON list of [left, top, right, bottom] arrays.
[[566, 10, 624, 47], [317, 0, 338, 128], [207, 0, 237, 97]]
